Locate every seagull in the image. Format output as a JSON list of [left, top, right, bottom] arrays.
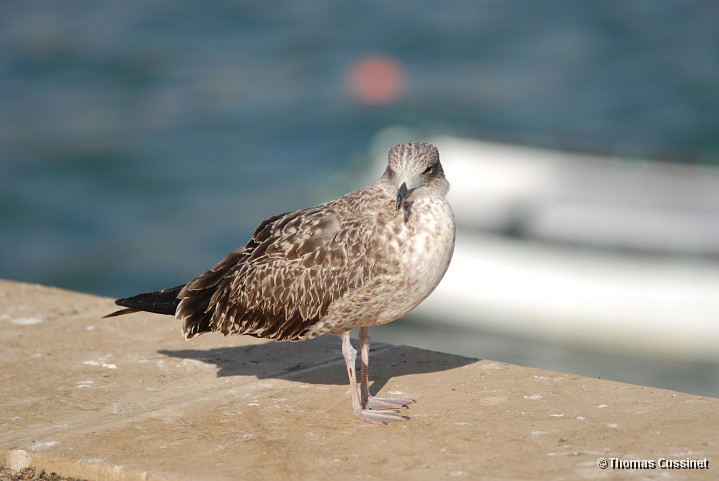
[[106, 142, 455, 424]]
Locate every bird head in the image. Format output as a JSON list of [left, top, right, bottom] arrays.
[[381, 142, 449, 213]]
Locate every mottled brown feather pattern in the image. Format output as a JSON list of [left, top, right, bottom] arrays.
[[177, 185, 394, 341]]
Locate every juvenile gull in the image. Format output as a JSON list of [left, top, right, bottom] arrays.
[[106, 142, 455, 424]]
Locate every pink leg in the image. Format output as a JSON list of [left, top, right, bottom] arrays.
[[341, 331, 407, 424]]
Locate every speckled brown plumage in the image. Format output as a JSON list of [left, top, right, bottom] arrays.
[[107, 142, 455, 424]]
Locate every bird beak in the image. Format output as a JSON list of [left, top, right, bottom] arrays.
[[396, 182, 409, 209]]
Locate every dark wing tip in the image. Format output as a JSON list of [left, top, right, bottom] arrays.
[[102, 285, 184, 319], [102, 306, 138, 318]]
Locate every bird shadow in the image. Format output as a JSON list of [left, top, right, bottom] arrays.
[[158, 335, 477, 396]]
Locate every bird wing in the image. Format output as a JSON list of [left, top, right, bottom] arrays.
[[177, 198, 386, 341]]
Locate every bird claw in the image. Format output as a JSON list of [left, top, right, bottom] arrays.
[[351, 396, 414, 424], [354, 407, 409, 425]]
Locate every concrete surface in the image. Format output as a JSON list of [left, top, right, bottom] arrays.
[[1, 279, 717, 481]]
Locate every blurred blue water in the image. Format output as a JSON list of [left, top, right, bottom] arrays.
[[1, 0, 718, 296]]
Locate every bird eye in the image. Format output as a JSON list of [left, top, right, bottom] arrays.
[[423, 164, 435, 175]]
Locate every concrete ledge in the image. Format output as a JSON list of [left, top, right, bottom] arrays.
[[1, 279, 717, 480]]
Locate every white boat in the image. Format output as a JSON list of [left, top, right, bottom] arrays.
[[373, 134, 719, 362]]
